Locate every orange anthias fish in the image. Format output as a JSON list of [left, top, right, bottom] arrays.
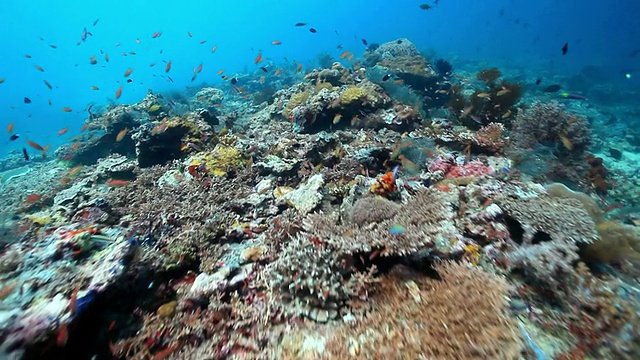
[[296, 63, 303, 72], [347, 54, 354, 62], [26, 139, 45, 151], [259, 76, 265, 84], [196, 63, 203, 73], [165, 61, 172, 73], [271, 40, 282, 45], [151, 31, 162, 38], [199, 40, 206, 44], [149, 63, 155, 67], [105, 53, 109, 62], [217, 69, 225, 75], [26, 193, 41, 203], [7, 122, 14, 133], [34, 65, 44, 72], [115, 128, 128, 141], [211, 45, 217, 53], [115, 85, 123, 99], [91, 86, 99, 90], [254, 53, 263, 64], [187, 32, 193, 37], [107, 179, 130, 186], [68, 165, 83, 176], [340, 51, 350, 59], [274, 68, 282, 76], [124, 68, 133, 77], [62, 107, 72, 112], [58, 127, 69, 136], [80, 124, 88, 132]]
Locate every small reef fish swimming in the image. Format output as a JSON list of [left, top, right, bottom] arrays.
[[294, 22, 307, 27], [562, 42, 568, 55], [23, 97, 31, 104], [419, 4, 433, 10], [22, 147, 29, 160], [7, 122, 14, 133], [559, 92, 587, 100], [115, 85, 123, 99], [9, 134, 19, 141], [115, 128, 128, 142]]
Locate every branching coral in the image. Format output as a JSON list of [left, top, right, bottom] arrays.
[[510, 101, 591, 152], [267, 233, 377, 322], [304, 188, 457, 256], [305, 262, 523, 359]]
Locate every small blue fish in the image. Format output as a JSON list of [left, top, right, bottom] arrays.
[[389, 224, 406, 236]]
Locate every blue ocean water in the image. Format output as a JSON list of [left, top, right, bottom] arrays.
[[1, 0, 638, 157]]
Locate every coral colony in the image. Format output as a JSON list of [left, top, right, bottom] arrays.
[[0, 38, 639, 360]]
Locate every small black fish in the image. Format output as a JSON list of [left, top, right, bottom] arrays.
[[309, 28, 317, 33], [561, 42, 568, 55], [22, 147, 29, 161], [126, 78, 133, 83], [535, 78, 541, 85], [382, 74, 392, 81], [361, 38, 368, 46], [294, 22, 307, 27], [542, 84, 562, 93], [419, 4, 432, 10], [260, 66, 268, 73], [9, 134, 19, 141], [93, 18, 99, 26], [230, 77, 237, 85], [23, 97, 31, 104], [167, 76, 174, 83]]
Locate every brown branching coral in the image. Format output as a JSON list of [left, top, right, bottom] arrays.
[[300, 262, 523, 359], [477, 67, 503, 84], [510, 101, 591, 152], [305, 189, 457, 256], [267, 233, 377, 323]]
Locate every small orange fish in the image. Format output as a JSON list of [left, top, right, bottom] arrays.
[[107, 179, 130, 186], [26, 139, 44, 150], [129, 51, 136, 55], [69, 165, 83, 176], [26, 193, 41, 203], [151, 31, 162, 38], [296, 63, 303, 72], [217, 69, 225, 75], [121, 52, 127, 57], [340, 50, 350, 59], [222, 75, 229, 80], [89, 56, 97, 65], [7, 122, 14, 133], [43, 80, 52, 89], [34, 65, 44, 72], [271, 40, 282, 45], [149, 63, 155, 67], [124, 68, 133, 77], [259, 75, 265, 84], [347, 54, 354, 62], [211, 45, 217, 53], [115, 85, 123, 99], [56, 323, 68, 347], [199, 40, 206, 44], [165, 61, 172, 73], [196, 63, 203, 73], [80, 124, 88, 131], [91, 86, 99, 90], [559, 134, 574, 151], [151, 122, 168, 135], [62, 107, 72, 112], [274, 68, 282, 76], [254, 53, 263, 64], [57, 127, 69, 136], [105, 53, 109, 62], [115, 128, 128, 142], [108, 321, 116, 332], [71, 141, 80, 150], [187, 32, 192, 37]]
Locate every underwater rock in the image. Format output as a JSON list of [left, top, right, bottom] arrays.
[[95, 154, 137, 179], [281, 174, 324, 214], [362, 38, 421, 66], [254, 155, 300, 176], [193, 87, 224, 109]]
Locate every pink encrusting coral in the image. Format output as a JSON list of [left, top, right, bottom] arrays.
[[427, 155, 494, 178]]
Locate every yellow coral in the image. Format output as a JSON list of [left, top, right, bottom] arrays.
[[24, 214, 51, 226], [340, 86, 371, 105], [283, 90, 310, 118], [190, 146, 245, 177]]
